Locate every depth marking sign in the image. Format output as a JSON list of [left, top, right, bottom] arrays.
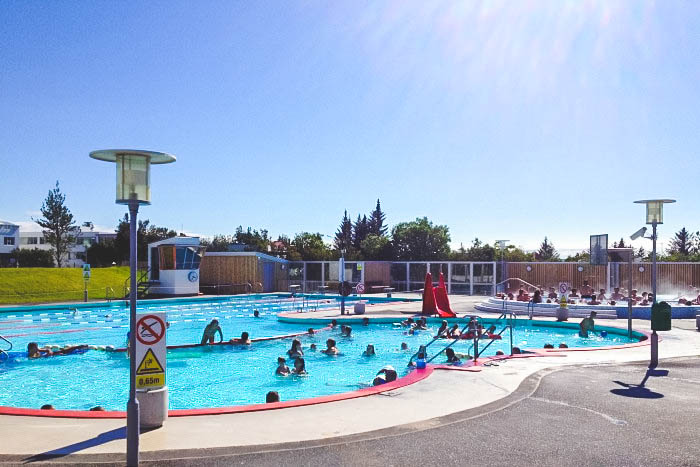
[[135, 312, 166, 390]]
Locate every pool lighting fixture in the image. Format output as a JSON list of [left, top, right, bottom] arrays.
[[633, 199, 675, 368], [90, 149, 176, 467]]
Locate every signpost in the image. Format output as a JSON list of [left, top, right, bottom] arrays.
[[82, 264, 91, 302], [134, 312, 168, 427]]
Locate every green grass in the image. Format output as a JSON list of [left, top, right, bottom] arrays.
[[0, 267, 130, 305]]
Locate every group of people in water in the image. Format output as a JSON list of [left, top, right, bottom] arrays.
[[502, 280, 682, 307]]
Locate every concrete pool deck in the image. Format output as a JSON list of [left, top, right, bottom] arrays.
[[0, 295, 699, 463]]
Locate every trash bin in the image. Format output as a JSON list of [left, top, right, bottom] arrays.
[[651, 301, 672, 331]]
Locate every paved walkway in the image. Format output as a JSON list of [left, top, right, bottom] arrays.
[[0, 296, 698, 464]]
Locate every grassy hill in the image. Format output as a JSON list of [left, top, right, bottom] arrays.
[[0, 267, 130, 305]]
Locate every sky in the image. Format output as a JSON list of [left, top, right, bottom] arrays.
[[2, 1, 699, 254]]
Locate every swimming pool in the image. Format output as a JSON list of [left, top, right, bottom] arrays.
[[0, 295, 642, 412]]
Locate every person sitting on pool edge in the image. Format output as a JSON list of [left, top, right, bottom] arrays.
[[532, 289, 542, 304], [292, 357, 307, 375], [547, 287, 558, 300], [230, 331, 251, 345], [201, 319, 223, 345], [363, 344, 376, 357], [321, 338, 339, 355], [275, 357, 290, 376], [579, 311, 597, 337], [266, 391, 280, 403], [287, 339, 303, 359]]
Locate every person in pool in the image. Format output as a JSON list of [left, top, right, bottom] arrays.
[[448, 324, 461, 338], [445, 348, 461, 364], [201, 319, 223, 345], [292, 357, 307, 375], [287, 339, 304, 359], [341, 325, 352, 337], [275, 357, 290, 376], [373, 365, 398, 385], [400, 342, 409, 351], [321, 338, 339, 355], [266, 391, 280, 403], [253, 310, 260, 318], [401, 317, 415, 327], [27, 342, 87, 359], [330, 319, 338, 329], [308, 328, 315, 335], [309, 343, 317, 351], [415, 317, 428, 330], [362, 317, 370, 326], [230, 331, 251, 345], [579, 311, 597, 337], [436, 320, 449, 338], [611, 287, 624, 301], [363, 344, 376, 356], [580, 280, 593, 299]]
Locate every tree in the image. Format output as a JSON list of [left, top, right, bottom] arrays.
[[667, 227, 696, 257], [360, 234, 393, 260], [368, 199, 387, 236], [612, 238, 626, 248], [565, 250, 590, 262], [391, 217, 451, 260], [10, 248, 55, 267], [334, 210, 353, 253], [353, 214, 370, 251], [450, 238, 495, 261], [114, 215, 177, 263], [535, 237, 559, 261], [34, 181, 79, 267], [502, 245, 532, 262], [86, 240, 118, 267], [233, 226, 270, 252], [290, 232, 331, 260], [203, 235, 235, 252]]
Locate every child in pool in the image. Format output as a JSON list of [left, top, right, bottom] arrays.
[[287, 339, 304, 359], [363, 344, 376, 356], [275, 356, 290, 376], [230, 331, 251, 345], [321, 338, 339, 355], [292, 357, 307, 375]]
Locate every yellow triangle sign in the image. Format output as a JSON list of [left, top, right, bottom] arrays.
[[136, 348, 164, 375]]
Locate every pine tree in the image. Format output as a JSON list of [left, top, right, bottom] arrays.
[[334, 210, 353, 252], [535, 236, 559, 261], [368, 199, 387, 236], [353, 214, 370, 250], [667, 227, 696, 256], [34, 181, 79, 267], [613, 238, 626, 248]]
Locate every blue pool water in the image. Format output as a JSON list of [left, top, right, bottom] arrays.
[[0, 296, 639, 411]]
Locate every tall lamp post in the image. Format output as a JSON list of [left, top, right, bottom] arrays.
[[496, 240, 509, 290], [633, 199, 675, 368], [90, 149, 176, 466]]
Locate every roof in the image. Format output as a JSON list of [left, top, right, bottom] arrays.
[[204, 251, 289, 264], [148, 236, 200, 248]]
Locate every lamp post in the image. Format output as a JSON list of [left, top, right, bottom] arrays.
[[496, 240, 509, 290], [339, 248, 346, 315], [90, 150, 176, 467], [633, 199, 675, 368]]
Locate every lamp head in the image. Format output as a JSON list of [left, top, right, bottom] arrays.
[[634, 199, 676, 225]]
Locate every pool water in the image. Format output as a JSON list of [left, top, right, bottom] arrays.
[[0, 296, 639, 411]]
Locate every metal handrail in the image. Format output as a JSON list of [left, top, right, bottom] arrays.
[[474, 323, 513, 358], [0, 334, 12, 360], [425, 322, 473, 363], [105, 287, 114, 303]]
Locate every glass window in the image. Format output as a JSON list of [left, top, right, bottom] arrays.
[[175, 247, 185, 269], [28, 237, 38, 245], [40, 237, 45, 244], [4, 237, 15, 245]]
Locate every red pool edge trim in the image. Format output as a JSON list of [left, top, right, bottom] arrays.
[[0, 366, 434, 419]]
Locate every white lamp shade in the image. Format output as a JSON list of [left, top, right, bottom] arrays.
[[116, 154, 150, 204], [645, 201, 663, 224]]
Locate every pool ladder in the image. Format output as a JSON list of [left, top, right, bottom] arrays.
[[0, 334, 12, 361]]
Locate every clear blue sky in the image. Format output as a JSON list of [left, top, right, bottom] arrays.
[[2, 1, 698, 253]]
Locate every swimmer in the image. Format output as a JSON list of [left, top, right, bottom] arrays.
[[27, 342, 87, 359], [376, 365, 397, 383], [495, 350, 505, 356], [275, 356, 290, 376], [40, 404, 55, 410], [230, 331, 251, 345], [400, 342, 409, 351], [309, 343, 317, 351], [308, 328, 315, 335], [266, 391, 280, 403], [341, 325, 352, 337], [200, 319, 223, 345], [330, 319, 338, 328], [436, 320, 449, 338], [559, 343, 568, 348], [292, 357, 307, 375], [578, 311, 597, 338], [445, 348, 461, 364], [363, 344, 376, 357], [415, 317, 428, 330], [321, 338, 339, 355], [253, 309, 260, 318], [512, 347, 522, 354], [401, 317, 414, 327], [543, 343, 554, 349], [448, 324, 461, 338], [362, 317, 370, 326], [287, 339, 304, 359], [89, 406, 105, 411]]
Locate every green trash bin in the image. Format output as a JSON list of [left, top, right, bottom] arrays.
[[651, 301, 672, 331]]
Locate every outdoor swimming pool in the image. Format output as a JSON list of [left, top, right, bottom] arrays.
[[0, 295, 642, 412]]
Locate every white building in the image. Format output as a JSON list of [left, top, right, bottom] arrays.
[[0, 221, 20, 266]]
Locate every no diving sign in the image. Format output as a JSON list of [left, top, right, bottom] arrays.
[[135, 312, 166, 390]]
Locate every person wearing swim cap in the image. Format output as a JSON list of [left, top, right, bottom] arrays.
[[201, 319, 223, 344]]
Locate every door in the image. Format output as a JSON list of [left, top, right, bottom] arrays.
[[151, 247, 160, 280], [263, 262, 275, 292]]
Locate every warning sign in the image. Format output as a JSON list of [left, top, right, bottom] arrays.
[[134, 312, 166, 390], [137, 348, 164, 375]]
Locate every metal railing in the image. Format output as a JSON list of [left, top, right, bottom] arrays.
[[0, 334, 12, 361]]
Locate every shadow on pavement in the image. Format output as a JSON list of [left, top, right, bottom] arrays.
[[22, 426, 126, 463], [610, 367, 668, 399]]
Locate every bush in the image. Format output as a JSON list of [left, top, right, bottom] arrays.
[[10, 248, 54, 267]]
